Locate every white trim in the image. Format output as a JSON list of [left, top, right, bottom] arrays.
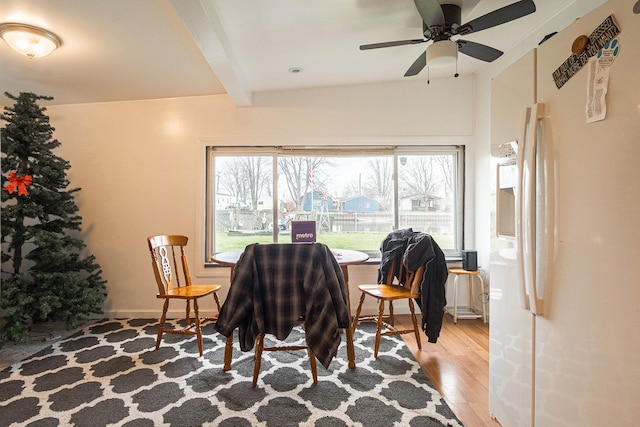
[[198, 135, 472, 147], [193, 138, 215, 279]]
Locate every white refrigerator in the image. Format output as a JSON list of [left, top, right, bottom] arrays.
[[489, 0, 640, 426]]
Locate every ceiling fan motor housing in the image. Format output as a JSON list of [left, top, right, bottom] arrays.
[[441, 4, 462, 35]]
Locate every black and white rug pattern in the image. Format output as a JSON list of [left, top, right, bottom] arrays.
[[0, 319, 463, 427]]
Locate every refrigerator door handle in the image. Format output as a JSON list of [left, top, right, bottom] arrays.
[[516, 107, 531, 311], [526, 103, 545, 316]]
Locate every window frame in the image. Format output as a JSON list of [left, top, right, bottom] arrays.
[[203, 143, 466, 264]]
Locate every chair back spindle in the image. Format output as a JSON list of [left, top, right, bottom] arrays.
[[149, 235, 191, 295], [383, 256, 424, 297]]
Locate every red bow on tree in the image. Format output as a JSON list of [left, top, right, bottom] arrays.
[[3, 171, 33, 196]]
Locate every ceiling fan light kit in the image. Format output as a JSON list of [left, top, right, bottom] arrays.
[[0, 22, 62, 58], [426, 40, 457, 68]]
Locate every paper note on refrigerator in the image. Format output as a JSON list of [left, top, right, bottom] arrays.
[[585, 39, 620, 123]]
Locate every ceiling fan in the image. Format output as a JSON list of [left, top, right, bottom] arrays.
[[360, 0, 536, 77]]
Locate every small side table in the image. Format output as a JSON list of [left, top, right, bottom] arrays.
[[446, 268, 487, 323]]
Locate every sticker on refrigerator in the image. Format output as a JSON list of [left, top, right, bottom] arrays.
[[552, 15, 620, 89]]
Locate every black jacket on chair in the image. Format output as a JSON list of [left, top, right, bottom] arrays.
[[378, 229, 448, 343]]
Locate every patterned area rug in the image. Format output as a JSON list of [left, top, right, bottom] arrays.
[[0, 319, 463, 427]]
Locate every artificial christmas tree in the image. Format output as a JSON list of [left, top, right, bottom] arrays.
[[1, 92, 106, 344]]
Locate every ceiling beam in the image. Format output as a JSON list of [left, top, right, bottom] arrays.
[[170, 0, 252, 107]]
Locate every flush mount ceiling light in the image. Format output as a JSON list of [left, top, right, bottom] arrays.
[[0, 22, 62, 58], [426, 40, 457, 68]]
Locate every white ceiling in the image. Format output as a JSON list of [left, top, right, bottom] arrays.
[[1, 0, 578, 107]]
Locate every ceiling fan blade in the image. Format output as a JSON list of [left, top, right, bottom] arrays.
[[404, 51, 427, 77], [455, 0, 536, 35], [457, 40, 503, 62], [413, 0, 444, 35], [360, 39, 426, 50]]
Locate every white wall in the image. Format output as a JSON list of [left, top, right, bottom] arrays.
[[45, 76, 475, 318]]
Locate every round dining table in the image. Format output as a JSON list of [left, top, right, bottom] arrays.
[[211, 247, 369, 370]]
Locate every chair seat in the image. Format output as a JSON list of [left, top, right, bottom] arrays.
[[358, 283, 419, 300], [354, 256, 426, 358], [160, 284, 222, 299]]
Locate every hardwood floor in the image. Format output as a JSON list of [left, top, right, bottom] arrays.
[[396, 314, 501, 427]]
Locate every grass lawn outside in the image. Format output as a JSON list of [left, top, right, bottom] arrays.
[[213, 231, 451, 257]]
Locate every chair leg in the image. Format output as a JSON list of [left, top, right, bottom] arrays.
[[307, 347, 318, 384], [253, 334, 265, 388], [156, 299, 170, 350], [345, 316, 357, 370], [193, 298, 204, 356], [224, 335, 233, 371], [184, 300, 192, 330], [389, 300, 395, 326], [374, 299, 385, 358], [352, 291, 366, 331], [408, 299, 422, 350]]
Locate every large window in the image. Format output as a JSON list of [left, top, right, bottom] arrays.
[[206, 146, 464, 259]]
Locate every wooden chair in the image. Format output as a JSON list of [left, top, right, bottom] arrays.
[[244, 245, 322, 387], [352, 257, 424, 358], [216, 243, 349, 387], [147, 234, 222, 356]]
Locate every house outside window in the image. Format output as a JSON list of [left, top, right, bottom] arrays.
[[206, 146, 464, 259]]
